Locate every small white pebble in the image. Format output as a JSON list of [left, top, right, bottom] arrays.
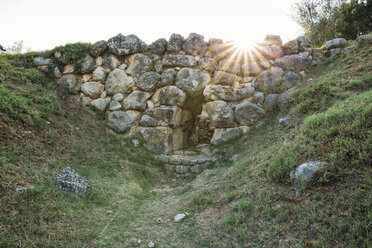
[[148, 241, 155, 248], [174, 213, 186, 223]]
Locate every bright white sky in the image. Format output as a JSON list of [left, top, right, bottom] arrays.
[[1, 0, 303, 51]]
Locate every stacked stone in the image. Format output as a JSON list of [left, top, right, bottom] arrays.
[[44, 32, 314, 156], [157, 151, 216, 175], [198, 35, 313, 145]]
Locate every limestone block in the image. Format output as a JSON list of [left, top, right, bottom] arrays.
[[123, 90, 151, 111], [81, 82, 104, 99], [105, 69, 135, 95], [108, 110, 141, 133], [235, 101, 265, 126], [205, 100, 235, 128], [176, 68, 211, 97]]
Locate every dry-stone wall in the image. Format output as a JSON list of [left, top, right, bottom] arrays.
[[36, 33, 370, 174], [35, 33, 318, 157]]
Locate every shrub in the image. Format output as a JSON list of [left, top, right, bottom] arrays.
[[52, 42, 91, 64]]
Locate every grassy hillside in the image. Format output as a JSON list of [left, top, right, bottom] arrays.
[[0, 45, 371, 248], [0, 51, 166, 247]]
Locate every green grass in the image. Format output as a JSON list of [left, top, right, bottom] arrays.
[[268, 47, 372, 183], [48, 42, 91, 64], [0, 51, 166, 247], [0, 54, 45, 85], [189, 192, 215, 212], [1, 41, 371, 248]]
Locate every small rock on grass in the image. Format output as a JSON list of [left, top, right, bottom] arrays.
[[229, 154, 238, 161], [155, 217, 162, 224], [174, 213, 186, 223], [148, 241, 155, 248], [14, 186, 34, 192], [132, 139, 140, 147], [279, 118, 290, 127]]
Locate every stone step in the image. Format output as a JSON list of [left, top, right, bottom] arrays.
[[156, 154, 215, 165], [172, 150, 200, 156], [155, 152, 216, 175]]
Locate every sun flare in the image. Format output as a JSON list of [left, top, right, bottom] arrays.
[[232, 39, 258, 52]]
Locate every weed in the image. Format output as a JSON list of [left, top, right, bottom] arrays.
[[189, 192, 215, 212]]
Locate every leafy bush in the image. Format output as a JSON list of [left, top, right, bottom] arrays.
[[292, 0, 372, 46], [51, 42, 91, 64]]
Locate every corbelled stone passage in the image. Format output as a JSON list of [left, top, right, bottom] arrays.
[[35, 32, 356, 175]]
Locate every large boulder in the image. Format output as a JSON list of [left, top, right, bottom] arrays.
[[103, 55, 121, 70], [138, 127, 173, 154], [81, 82, 104, 99], [57, 75, 80, 94], [176, 68, 211, 97], [277, 89, 294, 110], [283, 40, 299, 55], [81, 55, 96, 74], [123, 90, 151, 111], [343, 45, 357, 55], [237, 86, 255, 100], [153, 86, 187, 107], [107, 34, 147, 56], [325, 38, 347, 50], [283, 71, 300, 90], [92, 66, 109, 81], [160, 69, 177, 87], [144, 106, 182, 127], [107, 110, 141, 133], [136, 72, 161, 91], [254, 67, 284, 93], [256, 44, 284, 60], [252, 91, 265, 104], [105, 69, 135, 95], [357, 34, 372, 46], [274, 54, 312, 71], [126, 54, 153, 76], [296, 36, 312, 51], [328, 48, 341, 59], [109, 101, 122, 111], [235, 101, 265, 126], [139, 114, 158, 127], [162, 55, 197, 67], [90, 97, 111, 111], [90, 40, 108, 57], [167, 33, 185, 53], [290, 161, 327, 187], [263, 34, 283, 46], [210, 127, 242, 145], [198, 57, 218, 72], [212, 71, 237, 85], [264, 93, 279, 112], [205, 100, 235, 128], [182, 33, 208, 55], [54, 167, 90, 197], [172, 128, 184, 151], [203, 85, 237, 101], [148, 38, 168, 54], [207, 38, 224, 57]]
